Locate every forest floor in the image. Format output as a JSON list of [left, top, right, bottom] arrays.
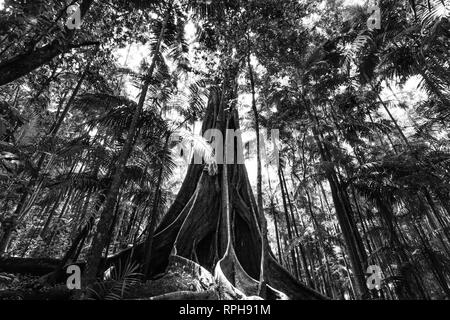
[[0, 270, 214, 300], [0, 256, 223, 300]]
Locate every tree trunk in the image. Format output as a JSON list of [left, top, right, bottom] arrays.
[[102, 86, 326, 300], [302, 95, 368, 298], [247, 51, 267, 296], [143, 135, 170, 277]]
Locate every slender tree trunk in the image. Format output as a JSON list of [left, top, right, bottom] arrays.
[[278, 167, 300, 279], [143, 135, 170, 277], [46, 189, 75, 246], [302, 95, 368, 298], [271, 201, 283, 264], [247, 49, 267, 296]]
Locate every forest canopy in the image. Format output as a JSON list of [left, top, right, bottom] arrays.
[[0, 0, 449, 301]]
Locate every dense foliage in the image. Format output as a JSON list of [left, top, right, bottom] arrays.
[[0, 0, 449, 300]]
